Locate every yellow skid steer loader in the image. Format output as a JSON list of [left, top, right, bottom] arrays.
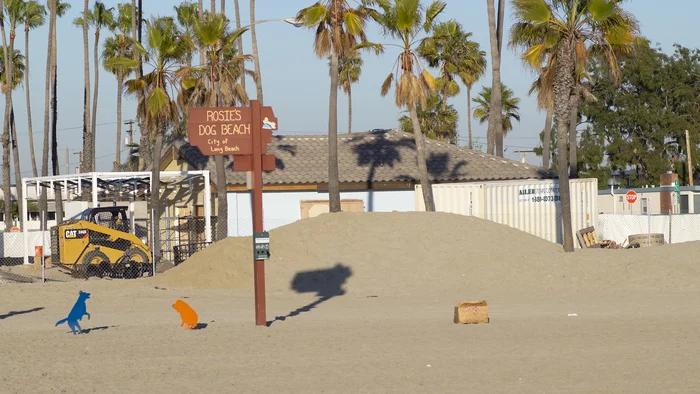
[[50, 207, 152, 279]]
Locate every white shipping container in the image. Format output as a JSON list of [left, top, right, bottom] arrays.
[[416, 178, 598, 247]]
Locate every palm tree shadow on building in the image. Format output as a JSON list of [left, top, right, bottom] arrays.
[[349, 130, 414, 212], [267, 263, 352, 326]]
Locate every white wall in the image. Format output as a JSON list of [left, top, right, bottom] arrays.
[[417, 179, 599, 246], [598, 213, 700, 245], [598, 190, 698, 215], [227, 189, 415, 236]]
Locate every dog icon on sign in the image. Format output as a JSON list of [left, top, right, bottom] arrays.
[[262, 117, 276, 130]]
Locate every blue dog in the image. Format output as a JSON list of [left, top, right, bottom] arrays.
[[55, 291, 91, 335]]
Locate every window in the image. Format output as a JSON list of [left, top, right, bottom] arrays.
[[681, 194, 689, 214], [640, 198, 648, 214], [300, 200, 365, 219]]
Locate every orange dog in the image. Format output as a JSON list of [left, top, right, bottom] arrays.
[[172, 299, 198, 330]]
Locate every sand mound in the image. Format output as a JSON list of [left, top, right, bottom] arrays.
[[151, 212, 700, 296]]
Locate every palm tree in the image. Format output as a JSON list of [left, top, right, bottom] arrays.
[[174, 1, 198, 67], [472, 85, 521, 138], [398, 93, 459, 144], [3, 0, 25, 226], [250, 0, 262, 103], [104, 2, 132, 170], [0, 0, 15, 229], [234, 0, 244, 91], [0, 48, 24, 91], [21, 0, 46, 177], [510, 0, 638, 252], [130, 0, 149, 171], [0, 46, 24, 227], [79, 0, 92, 173], [89, 2, 115, 170], [417, 20, 462, 110], [331, 54, 362, 134], [296, 0, 375, 213], [180, 11, 249, 241], [417, 19, 486, 149], [53, 2, 68, 223], [486, 0, 505, 157], [528, 61, 554, 169], [108, 17, 188, 263], [362, 0, 445, 211]]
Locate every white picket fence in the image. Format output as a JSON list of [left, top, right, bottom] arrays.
[[597, 213, 700, 245]]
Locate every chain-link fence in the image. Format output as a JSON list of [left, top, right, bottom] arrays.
[[0, 215, 217, 282], [598, 212, 700, 247]]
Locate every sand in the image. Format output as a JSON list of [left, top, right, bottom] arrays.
[[153, 212, 700, 295], [2, 212, 700, 393]]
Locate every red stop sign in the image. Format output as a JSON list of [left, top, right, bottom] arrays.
[[625, 190, 638, 204]]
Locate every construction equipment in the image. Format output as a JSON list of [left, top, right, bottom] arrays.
[[50, 207, 151, 279]]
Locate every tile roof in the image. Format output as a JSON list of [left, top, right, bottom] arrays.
[[164, 129, 555, 186]]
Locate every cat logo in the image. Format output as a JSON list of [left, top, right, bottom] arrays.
[[64, 229, 89, 239]]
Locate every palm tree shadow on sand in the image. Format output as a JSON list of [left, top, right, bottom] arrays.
[[267, 263, 352, 326]]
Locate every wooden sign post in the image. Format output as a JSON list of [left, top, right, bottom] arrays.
[[187, 99, 277, 326]]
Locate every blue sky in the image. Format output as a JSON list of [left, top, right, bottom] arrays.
[[5, 0, 698, 179]]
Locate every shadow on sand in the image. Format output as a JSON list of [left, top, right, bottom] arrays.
[[0, 307, 45, 320], [267, 263, 352, 326], [81, 325, 120, 334]]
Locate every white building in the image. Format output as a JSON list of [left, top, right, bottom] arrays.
[[160, 129, 598, 246]]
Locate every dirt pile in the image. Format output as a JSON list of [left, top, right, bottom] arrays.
[[151, 212, 700, 295]]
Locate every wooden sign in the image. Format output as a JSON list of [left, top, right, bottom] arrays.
[[187, 106, 278, 156], [185, 100, 277, 327]]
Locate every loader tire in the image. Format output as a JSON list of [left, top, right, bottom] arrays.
[[82, 250, 110, 278], [123, 248, 149, 279]]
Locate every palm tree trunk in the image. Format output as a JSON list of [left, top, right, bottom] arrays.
[[114, 74, 124, 170], [213, 82, 228, 240], [151, 131, 163, 265], [0, 0, 14, 230], [486, 0, 503, 157], [348, 85, 352, 134], [234, 0, 244, 91], [250, 0, 263, 104], [568, 93, 579, 178], [467, 85, 473, 149], [542, 106, 553, 169], [198, 0, 204, 68], [91, 29, 101, 171], [554, 38, 576, 252], [52, 17, 63, 223], [220, 0, 225, 14], [51, 25, 58, 177], [40, 0, 55, 228], [409, 103, 435, 211], [81, 0, 93, 174], [10, 107, 23, 229], [134, 0, 149, 171], [215, 154, 228, 239], [211, 0, 215, 13], [327, 50, 341, 212], [24, 26, 37, 177]]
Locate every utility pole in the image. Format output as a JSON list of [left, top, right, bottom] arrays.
[[73, 151, 83, 173], [65, 148, 69, 174], [686, 130, 694, 186], [514, 149, 535, 165], [125, 120, 135, 170]]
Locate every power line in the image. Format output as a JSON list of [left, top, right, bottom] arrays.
[[19, 148, 129, 176]]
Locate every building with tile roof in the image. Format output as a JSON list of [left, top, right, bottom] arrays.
[[159, 129, 555, 189], [157, 129, 565, 237]]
